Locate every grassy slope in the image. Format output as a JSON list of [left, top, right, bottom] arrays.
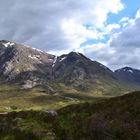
[[0, 84, 106, 112], [56, 91, 140, 140], [0, 82, 139, 112], [0, 91, 139, 140], [0, 84, 81, 112]]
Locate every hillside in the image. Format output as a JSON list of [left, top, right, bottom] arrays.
[[0, 40, 140, 112], [53, 52, 119, 93], [0, 91, 139, 140], [115, 67, 140, 85], [0, 41, 139, 139], [0, 1, 139, 140], [0, 40, 139, 98]]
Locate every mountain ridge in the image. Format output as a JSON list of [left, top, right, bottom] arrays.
[[0, 40, 140, 95], [115, 66, 140, 85]]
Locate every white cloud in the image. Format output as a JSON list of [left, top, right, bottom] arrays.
[[106, 23, 121, 34], [120, 17, 129, 23], [0, 0, 124, 53], [110, 10, 140, 48], [136, 9, 140, 18], [76, 43, 116, 67], [82, 9, 140, 70]]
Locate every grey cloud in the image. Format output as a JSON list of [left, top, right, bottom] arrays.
[[83, 45, 140, 70], [0, 0, 100, 52], [110, 18, 140, 48], [91, 16, 140, 70]]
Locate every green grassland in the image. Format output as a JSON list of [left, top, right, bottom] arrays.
[[0, 91, 139, 140], [0, 82, 139, 113], [0, 84, 103, 113], [0, 84, 78, 112]]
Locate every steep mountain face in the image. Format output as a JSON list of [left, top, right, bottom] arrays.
[[52, 52, 118, 90], [115, 67, 140, 85], [0, 40, 139, 94], [0, 40, 55, 91]]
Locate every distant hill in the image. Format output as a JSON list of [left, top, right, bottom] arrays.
[[115, 67, 140, 85]]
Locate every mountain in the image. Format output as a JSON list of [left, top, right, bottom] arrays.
[[0, 41, 139, 140], [0, 40, 55, 79], [0, 40, 55, 92], [52, 52, 119, 92], [0, 40, 139, 95], [115, 67, 140, 85], [53, 52, 115, 83]]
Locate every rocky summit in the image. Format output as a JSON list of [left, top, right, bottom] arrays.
[[115, 67, 140, 85]]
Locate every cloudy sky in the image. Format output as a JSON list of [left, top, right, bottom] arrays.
[[0, 0, 140, 70]]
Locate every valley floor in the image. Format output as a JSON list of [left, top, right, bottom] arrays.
[[0, 84, 110, 113]]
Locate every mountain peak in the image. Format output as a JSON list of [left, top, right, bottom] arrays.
[[115, 67, 135, 73], [68, 51, 81, 56], [0, 40, 15, 48], [122, 66, 133, 70], [66, 51, 89, 62], [115, 66, 140, 84]]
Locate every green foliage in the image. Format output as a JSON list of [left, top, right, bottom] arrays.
[[0, 84, 83, 112], [0, 91, 139, 140]]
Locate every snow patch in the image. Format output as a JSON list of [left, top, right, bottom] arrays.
[[48, 58, 54, 62], [59, 56, 66, 62], [2, 42, 15, 47], [52, 56, 57, 67], [128, 69, 133, 73], [33, 48, 44, 53], [123, 68, 127, 72], [122, 68, 133, 73], [28, 54, 40, 60], [23, 45, 44, 53]]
